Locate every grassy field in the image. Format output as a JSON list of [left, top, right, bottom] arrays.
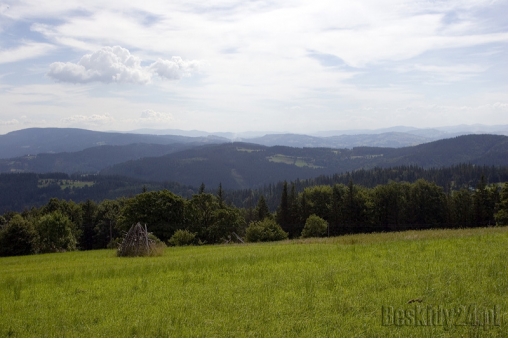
[[267, 154, 322, 168], [1, 227, 507, 337], [38, 179, 95, 190]]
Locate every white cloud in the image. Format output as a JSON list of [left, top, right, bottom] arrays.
[[393, 62, 489, 82], [47, 46, 200, 84], [48, 46, 150, 84], [0, 42, 56, 64], [1, 0, 507, 133], [61, 113, 115, 125], [135, 109, 174, 123], [150, 57, 201, 80]]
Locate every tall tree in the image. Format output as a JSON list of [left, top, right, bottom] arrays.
[[330, 184, 346, 235], [119, 190, 186, 241], [256, 195, 270, 221], [408, 179, 446, 228], [37, 211, 77, 253], [0, 214, 38, 256], [472, 176, 498, 226], [276, 181, 292, 236], [217, 182, 224, 208], [494, 182, 508, 225], [451, 189, 474, 227], [80, 199, 97, 250]]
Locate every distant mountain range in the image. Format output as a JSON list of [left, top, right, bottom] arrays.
[[2, 124, 508, 160], [99, 134, 508, 189], [0, 143, 197, 174], [0, 128, 227, 159], [129, 124, 508, 139]]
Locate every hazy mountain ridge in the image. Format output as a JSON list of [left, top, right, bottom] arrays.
[[0, 128, 228, 159], [246, 132, 431, 148], [2, 125, 507, 159], [100, 134, 508, 190], [0, 143, 199, 174]]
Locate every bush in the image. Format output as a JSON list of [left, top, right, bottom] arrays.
[[0, 214, 39, 256], [168, 229, 196, 246], [37, 211, 77, 253], [301, 214, 328, 238], [148, 233, 166, 255], [245, 218, 288, 242]]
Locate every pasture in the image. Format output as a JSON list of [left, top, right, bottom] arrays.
[[1, 227, 507, 337]]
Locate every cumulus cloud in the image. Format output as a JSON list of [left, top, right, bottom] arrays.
[[47, 46, 200, 84], [136, 109, 174, 123], [150, 57, 200, 80], [61, 113, 115, 125]]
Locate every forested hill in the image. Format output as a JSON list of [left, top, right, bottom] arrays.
[[2, 164, 508, 215], [0, 143, 201, 174], [0, 128, 227, 159], [100, 134, 508, 190]]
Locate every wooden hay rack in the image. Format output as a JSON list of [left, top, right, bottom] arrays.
[[117, 222, 156, 257]]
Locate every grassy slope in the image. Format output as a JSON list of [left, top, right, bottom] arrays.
[[1, 227, 508, 337]]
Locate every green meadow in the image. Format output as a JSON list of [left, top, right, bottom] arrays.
[[1, 227, 507, 337]]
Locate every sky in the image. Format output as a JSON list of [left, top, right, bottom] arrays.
[[0, 0, 507, 135]]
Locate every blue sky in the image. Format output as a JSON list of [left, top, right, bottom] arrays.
[[0, 0, 507, 134]]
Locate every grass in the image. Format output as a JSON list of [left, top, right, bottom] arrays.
[[1, 227, 508, 337], [38, 179, 94, 189], [236, 147, 261, 153], [267, 154, 322, 168]]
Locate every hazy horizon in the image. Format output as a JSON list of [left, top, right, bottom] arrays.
[[2, 122, 508, 139]]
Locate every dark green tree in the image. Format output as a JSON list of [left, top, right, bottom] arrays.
[[256, 195, 270, 221], [119, 190, 186, 241], [217, 182, 224, 208], [79, 199, 98, 250], [186, 193, 219, 241], [94, 199, 123, 249], [408, 179, 446, 228], [0, 214, 39, 256], [301, 214, 328, 238], [342, 181, 370, 233], [371, 182, 408, 232], [37, 211, 77, 253], [472, 176, 499, 226], [451, 189, 474, 227], [245, 219, 288, 242], [276, 181, 292, 236], [303, 185, 333, 221], [494, 182, 508, 225]]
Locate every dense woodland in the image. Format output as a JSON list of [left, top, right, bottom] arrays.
[[100, 135, 508, 189], [1, 164, 508, 256], [2, 164, 508, 214]]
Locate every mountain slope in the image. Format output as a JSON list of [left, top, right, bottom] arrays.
[[100, 134, 508, 189], [242, 132, 432, 148], [0, 128, 228, 159], [0, 143, 202, 174]]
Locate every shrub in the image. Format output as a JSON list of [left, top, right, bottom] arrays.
[[301, 214, 328, 238], [0, 214, 39, 256], [148, 233, 166, 256], [245, 218, 288, 242], [168, 229, 196, 246], [36, 211, 77, 253]]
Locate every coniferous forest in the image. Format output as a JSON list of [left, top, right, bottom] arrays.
[[1, 164, 508, 257]]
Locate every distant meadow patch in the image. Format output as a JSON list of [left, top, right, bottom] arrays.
[[1, 226, 507, 337]]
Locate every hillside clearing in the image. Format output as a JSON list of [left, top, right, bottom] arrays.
[[1, 227, 507, 337]]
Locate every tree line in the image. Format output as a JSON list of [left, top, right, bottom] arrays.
[[1, 173, 508, 256]]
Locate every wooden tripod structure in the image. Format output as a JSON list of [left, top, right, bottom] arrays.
[[117, 222, 156, 257]]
